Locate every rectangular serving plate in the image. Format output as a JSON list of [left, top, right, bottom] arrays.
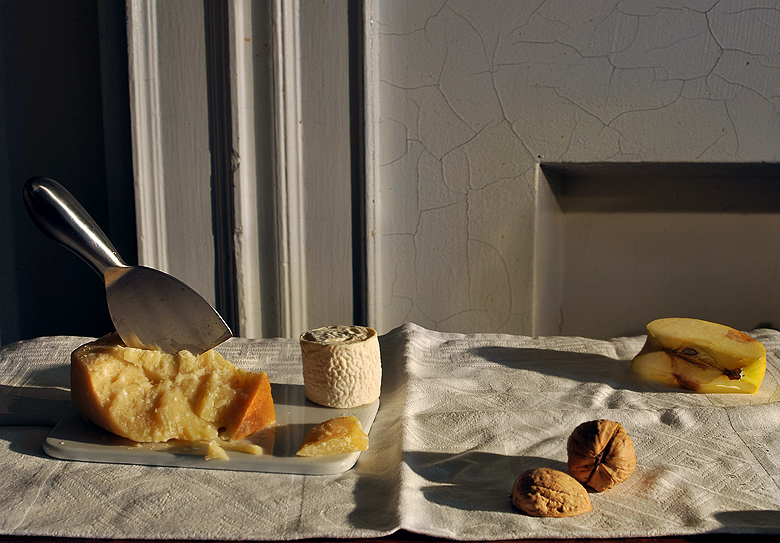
[[5, 383, 379, 475]]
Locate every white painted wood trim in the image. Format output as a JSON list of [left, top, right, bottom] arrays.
[[126, 0, 218, 308], [228, 0, 264, 337], [127, 0, 325, 338], [363, 0, 382, 331], [271, 0, 308, 338], [125, 0, 168, 271], [532, 163, 564, 336]]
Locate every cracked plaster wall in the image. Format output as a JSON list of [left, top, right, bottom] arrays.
[[371, 0, 780, 336]]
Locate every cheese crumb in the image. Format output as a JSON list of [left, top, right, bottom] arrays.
[[206, 440, 229, 460]]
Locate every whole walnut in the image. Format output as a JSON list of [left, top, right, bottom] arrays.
[[567, 419, 636, 492], [511, 468, 592, 518]]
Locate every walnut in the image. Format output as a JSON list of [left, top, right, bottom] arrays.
[[511, 468, 592, 518], [567, 419, 636, 492]]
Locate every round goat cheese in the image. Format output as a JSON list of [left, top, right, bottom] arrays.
[[300, 325, 381, 408]]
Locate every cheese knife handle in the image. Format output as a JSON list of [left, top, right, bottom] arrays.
[[23, 176, 127, 277]]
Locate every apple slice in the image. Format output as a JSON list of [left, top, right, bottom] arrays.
[[631, 318, 766, 393]]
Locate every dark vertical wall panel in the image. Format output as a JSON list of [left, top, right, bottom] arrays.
[[0, 0, 135, 344]]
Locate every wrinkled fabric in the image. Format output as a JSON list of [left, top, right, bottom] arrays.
[[1, 324, 780, 540]]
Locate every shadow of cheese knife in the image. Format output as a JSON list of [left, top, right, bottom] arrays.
[[23, 177, 232, 355]]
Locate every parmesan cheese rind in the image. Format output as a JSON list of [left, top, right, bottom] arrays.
[[300, 325, 381, 408], [70, 333, 275, 443]]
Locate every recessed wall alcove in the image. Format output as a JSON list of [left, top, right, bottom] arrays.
[[534, 163, 780, 340]]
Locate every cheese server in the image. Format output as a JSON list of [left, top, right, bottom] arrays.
[[23, 177, 231, 355]]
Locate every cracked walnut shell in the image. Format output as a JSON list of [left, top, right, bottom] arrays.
[[511, 468, 592, 518], [567, 419, 636, 492]]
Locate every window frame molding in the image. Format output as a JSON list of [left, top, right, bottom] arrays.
[[126, 0, 169, 273], [268, 0, 308, 339], [362, 0, 380, 330], [126, 0, 353, 338]]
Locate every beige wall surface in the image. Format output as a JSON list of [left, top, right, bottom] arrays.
[[369, 0, 780, 338]]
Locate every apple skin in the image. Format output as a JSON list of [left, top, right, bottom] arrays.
[[631, 318, 766, 394]]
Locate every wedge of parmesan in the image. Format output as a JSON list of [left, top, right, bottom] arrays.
[[300, 325, 381, 408], [296, 415, 368, 457], [70, 333, 275, 443]]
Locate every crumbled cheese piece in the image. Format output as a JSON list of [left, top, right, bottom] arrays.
[[206, 440, 229, 460], [221, 440, 265, 455], [296, 415, 369, 457], [70, 333, 275, 443]]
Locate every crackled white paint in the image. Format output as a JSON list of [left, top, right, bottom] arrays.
[[369, 0, 780, 338]]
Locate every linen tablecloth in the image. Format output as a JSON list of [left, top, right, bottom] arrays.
[[2, 323, 780, 540]]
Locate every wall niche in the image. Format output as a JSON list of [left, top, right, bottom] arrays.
[[534, 163, 780, 339]]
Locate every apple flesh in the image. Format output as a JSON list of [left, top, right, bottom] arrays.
[[631, 318, 766, 393]]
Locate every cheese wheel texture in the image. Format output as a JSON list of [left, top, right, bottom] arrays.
[[70, 333, 275, 443], [300, 325, 381, 408]]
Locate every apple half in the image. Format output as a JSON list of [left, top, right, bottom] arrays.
[[631, 318, 766, 393]]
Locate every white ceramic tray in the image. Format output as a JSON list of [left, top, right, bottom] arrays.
[[0, 383, 379, 475]]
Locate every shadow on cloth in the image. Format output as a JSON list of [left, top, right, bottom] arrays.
[[712, 509, 780, 531], [469, 346, 666, 393], [346, 407, 404, 531], [347, 330, 409, 532], [405, 450, 566, 513], [0, 383, 72, 459]]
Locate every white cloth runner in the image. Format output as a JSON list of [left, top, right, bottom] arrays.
[[1, 323, 780, 540]]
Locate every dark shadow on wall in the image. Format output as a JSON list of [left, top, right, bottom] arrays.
[[0, 0, 135, 345]]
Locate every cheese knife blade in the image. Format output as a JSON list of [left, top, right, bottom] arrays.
[[23, 177, 231, 355]]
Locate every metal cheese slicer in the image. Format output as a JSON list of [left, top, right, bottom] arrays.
[[23, 176, 231, 355]]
